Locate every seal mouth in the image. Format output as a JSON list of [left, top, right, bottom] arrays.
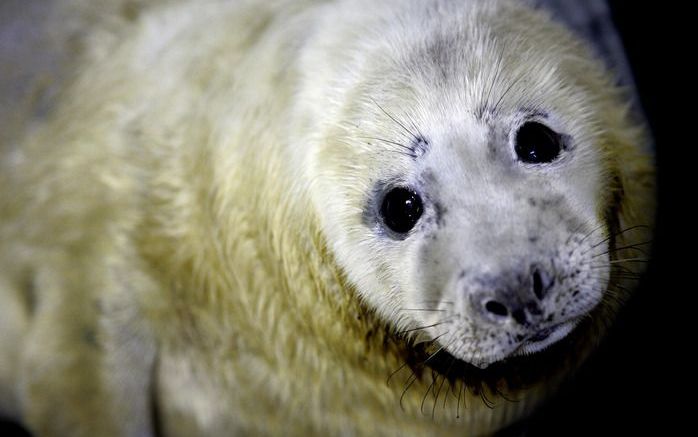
[[453, 319, 581, 369], [515, 320, 579, 356], [529, 327, 553, 342]]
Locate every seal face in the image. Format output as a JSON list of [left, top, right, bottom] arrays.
[[305, 0, 626, 370], [360, 108, 610, 369]]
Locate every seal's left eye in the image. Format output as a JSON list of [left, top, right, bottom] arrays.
[[515, 122, 562, 164], [380, 187, 423, 234]]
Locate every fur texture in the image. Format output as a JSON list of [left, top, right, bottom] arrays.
[[0, 0, 654, 435]]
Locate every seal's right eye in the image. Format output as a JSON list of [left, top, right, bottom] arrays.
[[515, 122, 562, 164], [380, 187, 423, 234]]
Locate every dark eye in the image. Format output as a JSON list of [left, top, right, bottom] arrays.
[[380, 187, 423, 234], [515, 122, 562, 164]]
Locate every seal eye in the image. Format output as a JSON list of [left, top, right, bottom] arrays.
[[380, 187, 423, 234], [515, 122, 562, 164]]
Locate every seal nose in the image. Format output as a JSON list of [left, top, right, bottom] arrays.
[[532, 268, 545, 300], [474, 267, 550, 326]]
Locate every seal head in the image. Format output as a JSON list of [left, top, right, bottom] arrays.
[[303, 0, 627, 369]]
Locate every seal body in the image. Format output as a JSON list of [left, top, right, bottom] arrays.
[[0, 0, 654, 435]]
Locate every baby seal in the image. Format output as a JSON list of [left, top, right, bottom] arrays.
[[0, 0, 655, 435]]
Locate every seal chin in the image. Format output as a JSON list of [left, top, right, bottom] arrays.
[[465, 320, 580, 369]]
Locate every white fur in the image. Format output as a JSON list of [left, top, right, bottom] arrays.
[[0, 0, 654, 435]]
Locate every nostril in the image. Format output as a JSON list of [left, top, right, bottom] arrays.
[[533, 269, 544, 300], [485, 300, 508, 317], [512, 308, 527, 325]]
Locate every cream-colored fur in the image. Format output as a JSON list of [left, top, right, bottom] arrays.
[[0, 0, 654, 436]]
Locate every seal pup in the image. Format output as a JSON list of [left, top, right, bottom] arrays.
[[0, 0, 655, 435]]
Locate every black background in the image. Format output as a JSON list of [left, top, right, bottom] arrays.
[[0, 2, 681, 436]]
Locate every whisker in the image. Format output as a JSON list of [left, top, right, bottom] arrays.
[[397, 319, 453, 335], [407, 118, 426, 143], [587, 260, 649, 271], [593, 247, 649, 259], [492, 72, 525, 115], [358, 136, 412, 151], [579, 262, 638, 276], [421, 371, 439, 415], [579, 263, 643, 276], [415, 331, 450, 352], [494, 386, 519, 403], [607, 279, 635, 290], [589, 241, 652, 258], [369, 97, 419, 140], [432, 356, 457, 419], [422, 332, 459, 366], [399, 372, 418, 412], [481, 44, 506, 118], [584, 273, 643, 281], [359, 138, 417, 159], [587, 224, 650, 250], [593, 287, 627, 306], [401, 108, 426, 142], [456, 378, 464, 418], [607, 258, 650, 265], [399, 308, 448, 313], [586, 265, 619, 271], [418, 300, 454, 305], [387, 360, 411, 386], [444, 344, 466, 413], [384, 149, 419, 158], [393, 332, 450, 410], [479, 388, 495, 409], [578, 222, 608, 245]]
